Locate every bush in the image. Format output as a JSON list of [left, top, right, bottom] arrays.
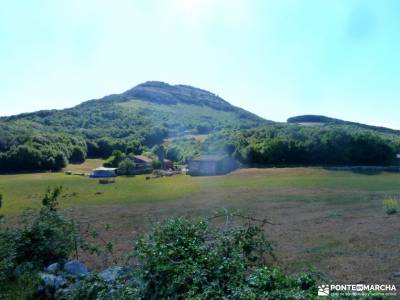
[[66, 215, 319, 299], [67, 275, 110, 300], [0, 229, 17, 283], [0, 134, 84, 172], [131, 216, 317, 299], [104, 150, 125, 168], [383, 197, 400, 215], [0, 271, 39, 300], [14, 187, 76, 266], [0, 187, 77, 284], [1, 204, 323, 299], [70, 146, 87, 163], [118, 158, 136, 175]]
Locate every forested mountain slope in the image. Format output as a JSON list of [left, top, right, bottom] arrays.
[[288, 115, 400, 135], [3, 81, 269, 138], [0, 82, 270, 171], [1, 82, 400, 172]]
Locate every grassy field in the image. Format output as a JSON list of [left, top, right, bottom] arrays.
[[0, 160, 399, 285]]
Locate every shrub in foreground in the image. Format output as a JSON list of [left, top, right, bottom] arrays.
[[383, 197, 400, 215], [0, 187, 77, 286], [70, 216, 319, 299]]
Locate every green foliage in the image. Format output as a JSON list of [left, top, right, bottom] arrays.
[[2, 82, 400, 172], [93, 138, 130, 158], [118, 158, 136, 175], [0, 229, 17, 283], [67, 275, 110, 300], [15, 191, 76, 267], [70, 145, 87, 163], [0, 82, 268, 172], [0, 271, 39, 300], [152, 144, 165, 162], [205, 125, 399, 166], [288, 114, 400, 136], [165, 137, 202, 163], [104, 150, 126, 168], [0, 187, 77, 284], [383, 197, 400, 215], [0, 132, 84, 172], [2, 81, 400, 173], [68, 215, 318, 299], [0, 144, 66, 172], [41, 186, 62, 211], [131, 216, 315, 299]]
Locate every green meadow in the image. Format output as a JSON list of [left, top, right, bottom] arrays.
[[1, 162, 400, 214], [1, 161, 400, 284], [0, 172, 199, 214]]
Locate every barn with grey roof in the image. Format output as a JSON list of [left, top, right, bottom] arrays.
[[188, 154, 237, 176]]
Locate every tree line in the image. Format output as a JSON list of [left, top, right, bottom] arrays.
[[1, 123, 399, 172], [203, 124, 400, 166]]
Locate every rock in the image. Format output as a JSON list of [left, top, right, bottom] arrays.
[[39, 273, 67, 288], [99, 266, 124, 282], [64, 260, 89, 276], [46, 262, 60, 273]]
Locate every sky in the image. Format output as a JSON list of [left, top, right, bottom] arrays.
[[1, 0, 400, 128]]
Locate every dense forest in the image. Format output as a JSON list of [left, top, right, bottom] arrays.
[[1, 82, 399, 172], [203, 124, 400, 166], [288, 115, 400, 135]]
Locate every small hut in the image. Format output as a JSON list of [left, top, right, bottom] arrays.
[[90, 167, 117, 178], [188, 155, 237, 176]]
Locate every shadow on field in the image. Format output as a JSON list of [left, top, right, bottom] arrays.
[[323, 166, 400, 175]]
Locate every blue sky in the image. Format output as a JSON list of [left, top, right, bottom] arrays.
[[1, 0, 400, 128]]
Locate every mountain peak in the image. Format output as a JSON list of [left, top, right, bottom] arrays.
[[120, 81, 231, 110]]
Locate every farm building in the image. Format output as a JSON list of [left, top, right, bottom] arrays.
[[90, 167, 117, 178], [128, 155, 154, 174], [188, 154, 237, 176], [132, 155, 173, 170], [163, 159, 174, 170], [132, 155, 153, 168]]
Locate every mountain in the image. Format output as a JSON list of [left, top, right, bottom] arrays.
[[0, 81, 271, 171], [3, 82, 399, 173], [287, 115, 400, 135], [2, 81, 270, 137]]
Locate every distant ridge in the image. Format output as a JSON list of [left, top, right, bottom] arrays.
[[287, 115, 400, 135]]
